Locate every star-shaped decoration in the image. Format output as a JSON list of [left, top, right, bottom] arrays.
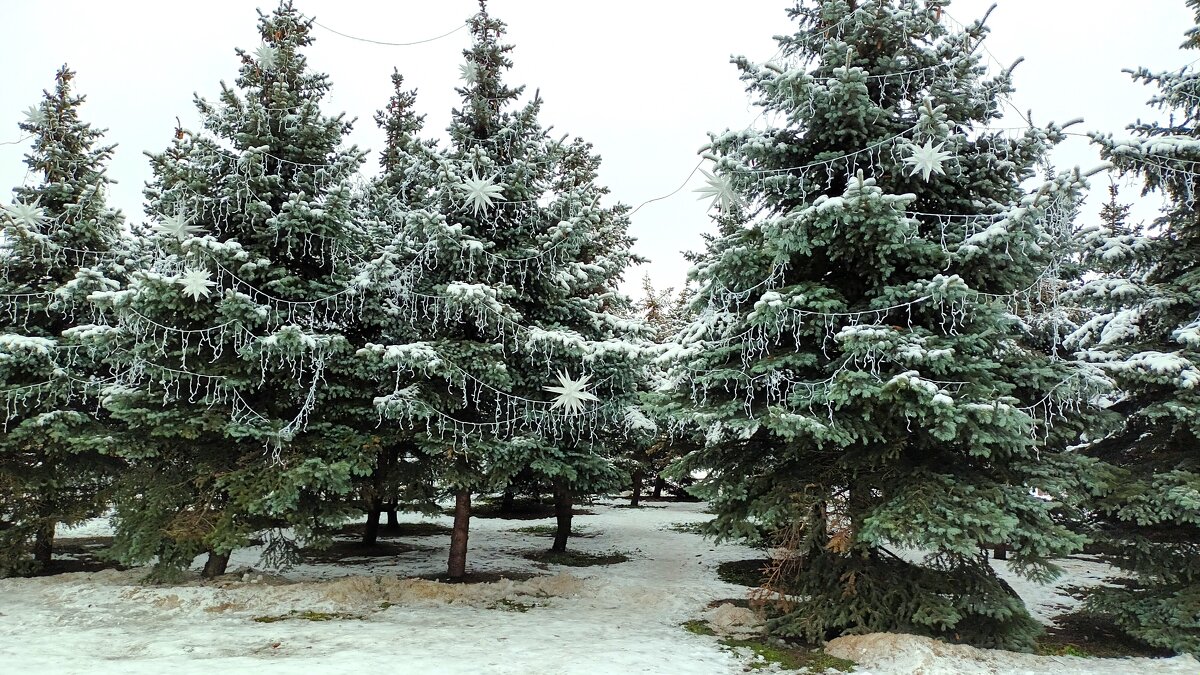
[[456, 170, 506, 216], [178, 269, 217, 301], [543, 371, 600, 414], [460, 62, 480, 85], [22, 105, 46, 128], [902, 140, 953, 182], [154, 213, 202, 241], [4, 200, 47, 230], [696, 169, 743, 212], [255, 45, 279, 70]]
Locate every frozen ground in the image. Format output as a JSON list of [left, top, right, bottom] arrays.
[[1, 501, 1196, 674]]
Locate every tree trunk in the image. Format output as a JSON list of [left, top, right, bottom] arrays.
[[630, 469, 643, 508], [362, 500, 383, 546], [32, 522, 54, 569], [499, 488, 515, 514], [365, 442, 395, 543], [551, 481, 573, 553], [385, 501, 400, 531], [993, 545, 1008, 560], [201, 550, 230, 579], [652, 476, 665, 499], [447, 489, 471, 580]]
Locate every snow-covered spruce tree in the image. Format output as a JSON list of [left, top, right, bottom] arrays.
[[350, 71, 446, 547], [0, 66, 125, 576], [1068, 6, 1200, 653], [664, 1, 1109, 651], [364, 2, 644, 573], [627, 275, 695, 505], [82, 3, 372, 579]]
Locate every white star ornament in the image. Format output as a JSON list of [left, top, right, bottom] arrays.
[[178, 269, 217, 301], [903, 140, 953, 182], [544, 371, 600, 414], [696, 169, 742, 212], [457, 171, 506, 217]]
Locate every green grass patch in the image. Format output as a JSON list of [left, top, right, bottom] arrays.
[[508, 524, 599, 538], [488, 598, 538, 612], [1036, 611, 1174, 659], [454, 499, 595, 520], [416, 570, 541, 584], [706, 597, 752, 609], [666, 521, 710, 535], [300, 539, 432, 564], [720, 638, 855, 672], [252, 610, 362, 623], [337, 521, 452, 538], [1034, 643, 1091, 657], [382, 522, 453, 537], [523, 549, 629, 567], [682, 619, 717, 636], [717, 559, 770, 587]]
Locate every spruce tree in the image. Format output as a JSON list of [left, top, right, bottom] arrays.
[[1068, 4, 1200, 654], [665, 0, 1106, 650], [628, 275, 693, 506], [82, 2, 372, 578], [0, 66, 125, 575], [352, 71, 445, 547], [364, 2, 644, 572]]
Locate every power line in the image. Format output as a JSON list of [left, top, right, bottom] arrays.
[[310, 18, 468, 47], [630, 160, 704, 216]]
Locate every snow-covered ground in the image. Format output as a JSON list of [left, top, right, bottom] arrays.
[[2, 501, 1196, 674]]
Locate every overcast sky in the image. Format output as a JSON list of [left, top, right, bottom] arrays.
[[1, 1, 1195, 295]]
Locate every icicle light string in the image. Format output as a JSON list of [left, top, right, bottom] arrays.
[[202, 258, 368, 322], [770, 15, 982, 85], [674, 337, 1094, 435], [684, 242, 1077, 360], [370, 341, 619, 411], [679, 292, 938, 355], [376, 201, 579, 267], [102, 352, 321, 461], [117, 237, 633, 367], [1108, 145, 1200, 168], [377, 394, 622, 448], [650, 121, 1057, 224], [152, 147, 606, 273], [115, 307, 256, 363], [1015, 368, 1110, 438], [1, 373, 118, 429], [700, 197, 1062, 310], [100, 328, 624, 450], [393, 288, 639, 362], [698, 161, 1081, 315], [1100, 154, 1200, 205], [706, 123, 920, 177], [104, 296, 625, 438]]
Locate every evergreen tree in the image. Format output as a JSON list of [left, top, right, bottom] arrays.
[[1099, 181, 1135, 238], [364, 1, 644, 573], [1068, 4, 1200, 654], [664, 0, 1107, 650], [0, 66, 125, 575], [82, 2, 372, 578], [628, 275, 693, 505], [352, 70, 445, 547]]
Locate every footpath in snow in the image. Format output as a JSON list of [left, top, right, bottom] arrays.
[[0, 500, 1196, 674]]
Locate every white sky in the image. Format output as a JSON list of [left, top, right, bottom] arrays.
[[0, 1, 1194, 296]]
